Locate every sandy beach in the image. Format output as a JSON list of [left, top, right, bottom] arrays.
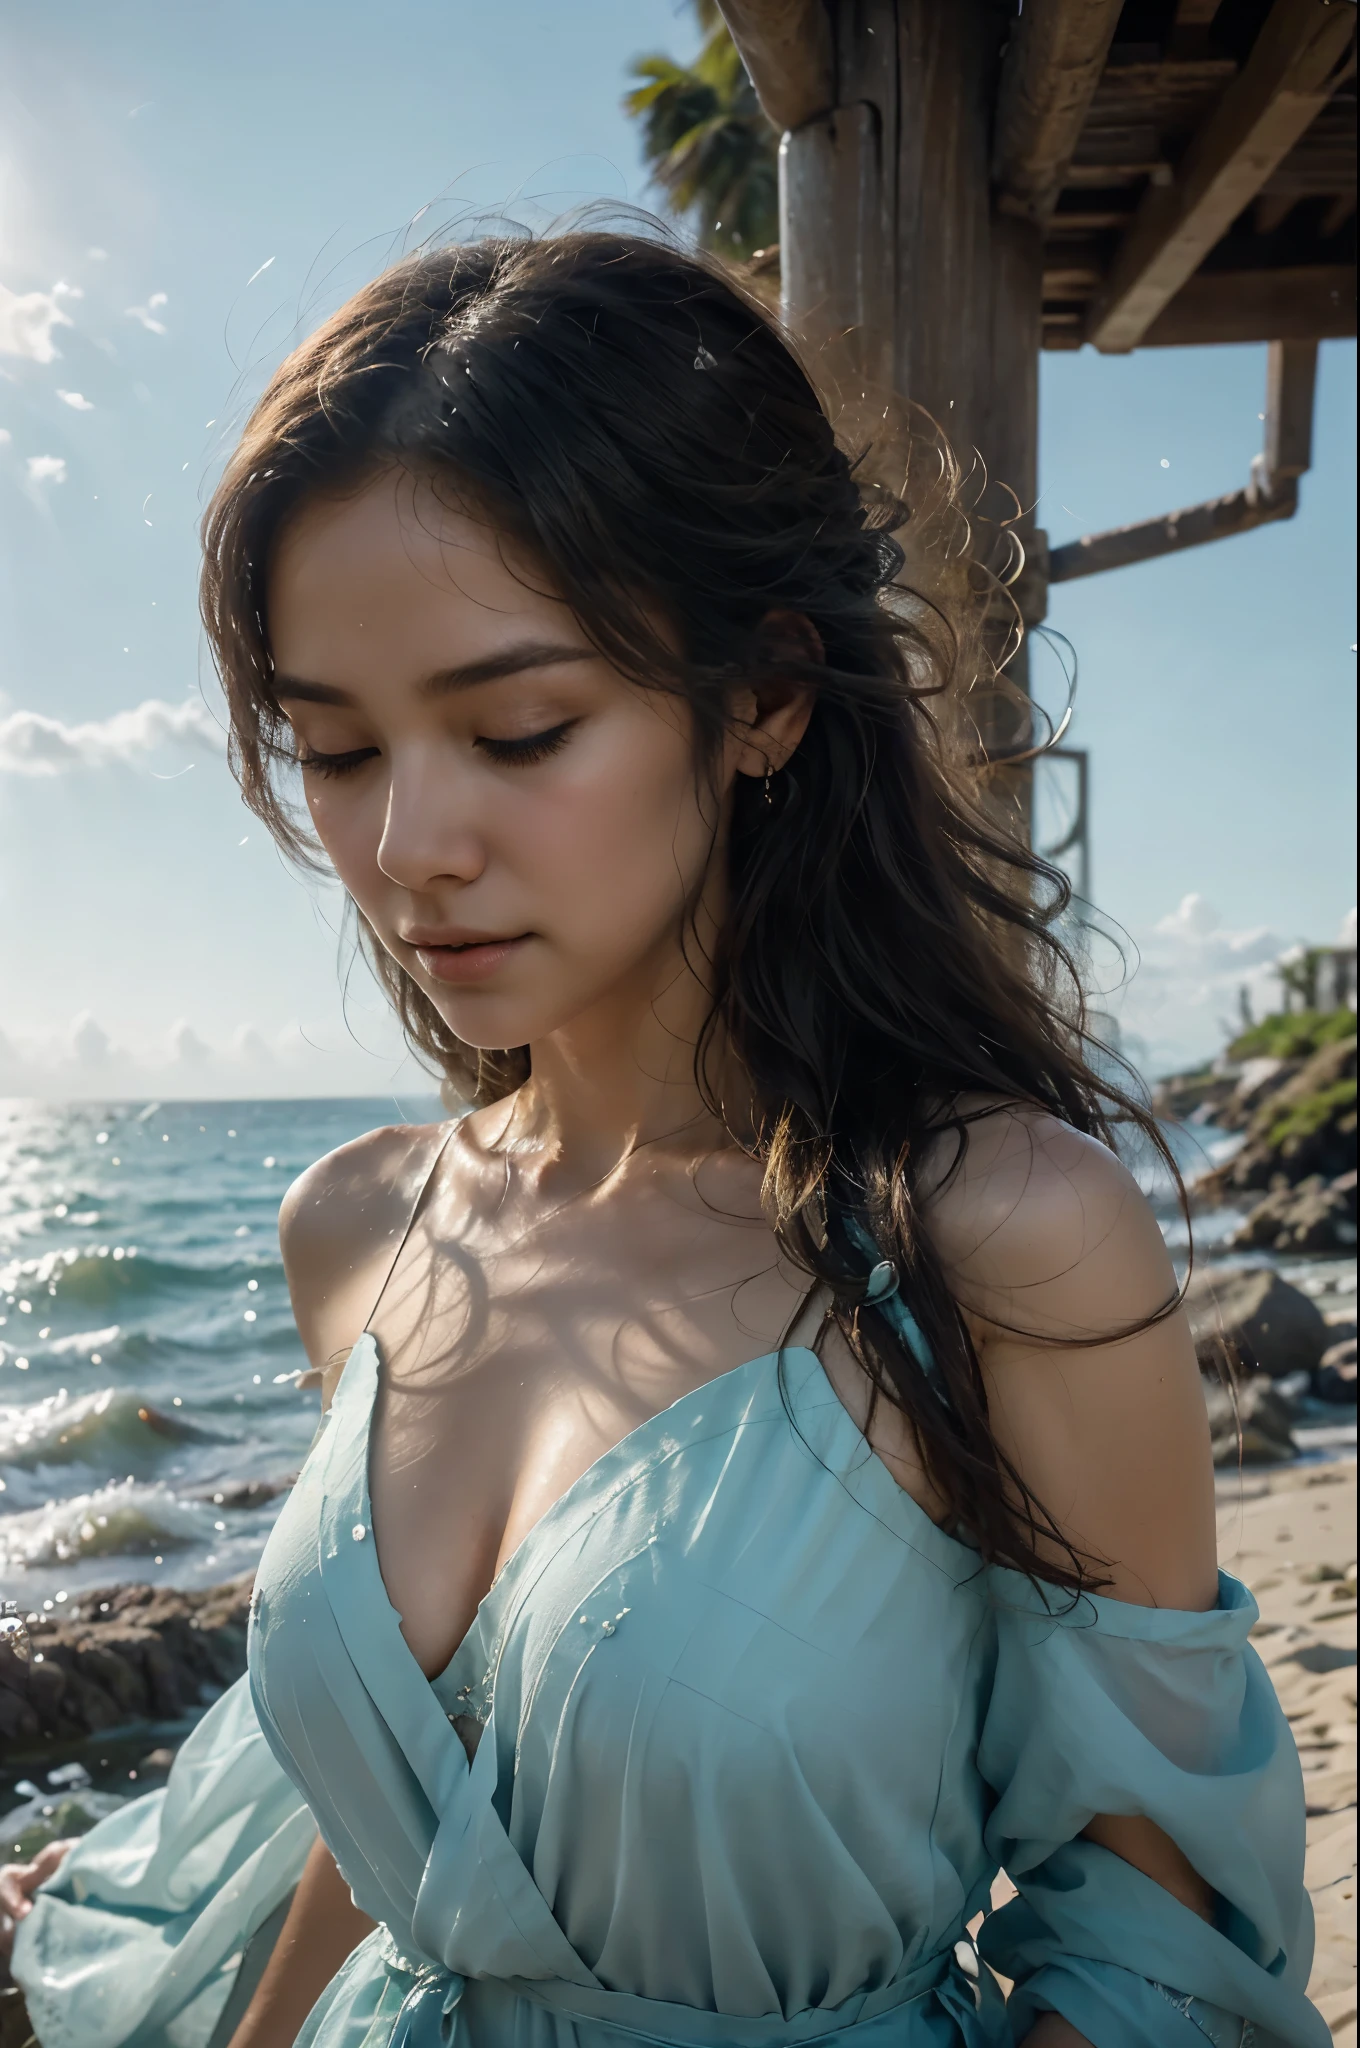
[[1216, 1461, 1357, 2041]]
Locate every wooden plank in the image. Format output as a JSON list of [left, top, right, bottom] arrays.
[[1260, 337, 1318, 491], [1087, 0, 1357, 351], [1137, 263, 1356, 343], [992, 0, 1125, 222], [714, 0, 834, 134], [1049, 482, 1298, 581]]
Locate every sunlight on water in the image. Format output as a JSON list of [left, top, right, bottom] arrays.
[[0, 1097, 438, 1603]]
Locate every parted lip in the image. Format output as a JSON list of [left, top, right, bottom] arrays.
[[398, 925, 525, 950]]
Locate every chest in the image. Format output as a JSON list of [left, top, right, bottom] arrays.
[[362, 1225, 811, 1680]]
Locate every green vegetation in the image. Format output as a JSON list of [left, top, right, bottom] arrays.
[[623, 0, 779, 259], [1227, 1007, 1357, 1062], [1264, 1077, 1357, 1151]]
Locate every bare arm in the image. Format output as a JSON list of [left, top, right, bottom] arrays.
[[924, 1111, 1220, 2046], [226, 1837, 374, 2048]]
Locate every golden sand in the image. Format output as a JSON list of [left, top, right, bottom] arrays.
[[1217, 1461, 1357, 2043]]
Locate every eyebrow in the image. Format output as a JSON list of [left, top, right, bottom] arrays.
[[272, 640, 596, 706]]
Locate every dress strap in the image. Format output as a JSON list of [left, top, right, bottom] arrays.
[[362, 1120, 461, 1336]]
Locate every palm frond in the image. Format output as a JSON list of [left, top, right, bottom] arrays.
[[623, 4, 779, 260]]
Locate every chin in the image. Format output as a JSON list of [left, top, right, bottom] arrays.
[[426, 986, 578, 1055]]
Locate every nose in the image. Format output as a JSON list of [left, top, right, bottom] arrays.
[[375, 749, 485, 891]]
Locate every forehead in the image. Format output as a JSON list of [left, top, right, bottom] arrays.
[[267, 469, 579, 676]]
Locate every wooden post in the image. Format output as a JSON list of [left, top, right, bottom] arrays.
[[781, 0, 1044, 832]]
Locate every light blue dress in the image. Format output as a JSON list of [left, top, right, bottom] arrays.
[[11, 1672, 315, 2048], [247, 1333, 1327, 2048]]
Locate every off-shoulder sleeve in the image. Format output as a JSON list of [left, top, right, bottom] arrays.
[[975, 1569, 1330, 2048]]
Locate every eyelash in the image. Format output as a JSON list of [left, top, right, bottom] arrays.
[[297, 721, 577, 778], [296, 746, 379, 779], [476, 720, 576, 766]]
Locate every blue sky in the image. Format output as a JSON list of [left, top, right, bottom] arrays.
[[1, 0, 1354, 1096]]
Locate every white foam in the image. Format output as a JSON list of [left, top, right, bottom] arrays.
[[0, 1477, 208, 1567]]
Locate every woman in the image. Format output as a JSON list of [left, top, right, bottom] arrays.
[[29, 226, 1327, 2048]]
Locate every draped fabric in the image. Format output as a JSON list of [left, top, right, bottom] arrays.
[[244, 1335, 1325, 2048], [11, 1673, 315, 2048]]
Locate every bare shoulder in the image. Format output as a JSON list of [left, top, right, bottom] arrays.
[[920, 1101, 1174, 1339], [279, 1121, 449, 1375], [920, 1102, 1216, 1608]]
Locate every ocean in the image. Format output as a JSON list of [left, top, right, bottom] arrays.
[[0, 1095, 440, 1609], [1, 1096, 1354, 1614]]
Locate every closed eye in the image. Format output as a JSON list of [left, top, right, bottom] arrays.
[[476, 720, 577, 766], [296, 745, 380, 777]]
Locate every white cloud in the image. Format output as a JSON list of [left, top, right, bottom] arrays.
[[0, 282, 74, 363], [0, 696, 221, 775], [0, 428, 10, 444], [0, 1012, 437, 1102], [1154, 892, 1219, 940], [125, 292, 168, 335], [1339, 907, 1357, 948], [1106, 894, 1291, 1076], [232, 1024, 274, 1064], [87, 248, 109, 262], [26, 454, 67, 484], [170, 1020, 211, 1064], [57, 389, 94, 411], [70, 1013, 110, 1066]]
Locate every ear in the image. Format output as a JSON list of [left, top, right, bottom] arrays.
[[729, 610, 822, 783]]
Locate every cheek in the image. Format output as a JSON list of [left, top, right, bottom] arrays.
[[304, 780, 387, 903], [526, 719, 715, 931]]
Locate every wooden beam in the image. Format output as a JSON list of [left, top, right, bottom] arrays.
[[1259, 337, 1318, 492], [1049, 481, 1298, 580], [715, 0, 835, 134], [1050, 333, 1315, 579], [1137, 262, 1356, 344], [1087, 0, 1357, 351], [993, 0, 1125, 223]]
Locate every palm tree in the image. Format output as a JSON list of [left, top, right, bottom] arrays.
[[624, 1, 779, 261]]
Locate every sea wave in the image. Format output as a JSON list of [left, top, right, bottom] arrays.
[[2, 1245, 282, 1308], [0, 1478, 209, 1568], [0, 1386, 210, 1470], [45, 1325, 121, 1358]]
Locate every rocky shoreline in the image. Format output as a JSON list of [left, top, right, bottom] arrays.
[[1, 1577, 252, 1773], [1153, 1010, 1358, 1468], [1156, 1012, 1357, 1262]]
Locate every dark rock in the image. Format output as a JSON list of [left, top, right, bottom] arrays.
[[1154, 1069, 1238, 1125], [0, 1985, 34, 2046], [1183, 1266, 1330, 1379], [0, 1576, 252, 1747], [1203, 1373, 1299, 1465], [1229, 1172, 1359, 1254]]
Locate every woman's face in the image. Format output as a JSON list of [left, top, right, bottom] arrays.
[[267, 471, 748, 1053]]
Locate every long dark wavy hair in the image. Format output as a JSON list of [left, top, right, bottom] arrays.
[[201, 226, 1179, 1591]]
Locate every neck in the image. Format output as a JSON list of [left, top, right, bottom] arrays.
[[495, 931, 747, 1194]]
